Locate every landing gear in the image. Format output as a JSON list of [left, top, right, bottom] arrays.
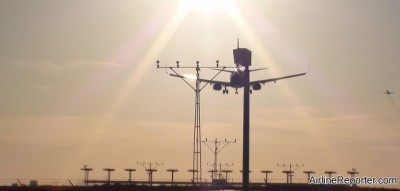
[[223, 89, 229, 94], [250, 89, 253, 94], [235, 88, 238, 94]]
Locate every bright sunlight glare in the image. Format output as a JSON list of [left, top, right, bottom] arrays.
[[183, 74, 197, 80], [180, 0, 236, 17]]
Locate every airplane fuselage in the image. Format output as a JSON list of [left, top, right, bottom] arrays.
[[230, 70, 245, 88], [384, 90, 394, 94]]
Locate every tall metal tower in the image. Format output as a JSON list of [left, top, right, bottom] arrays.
[[203, 138, 236, 180], [157, 60, 231, 183]]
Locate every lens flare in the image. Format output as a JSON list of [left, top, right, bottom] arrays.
[[183, 74, 197, 80]]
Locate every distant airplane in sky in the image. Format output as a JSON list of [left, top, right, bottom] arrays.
[[383, 90, 394, 94], [171, 65, 308, 94]]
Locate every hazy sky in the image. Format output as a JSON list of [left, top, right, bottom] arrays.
[[0, 0, 399, 185]]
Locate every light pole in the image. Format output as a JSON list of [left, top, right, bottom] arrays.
[[278, 163, 303, 183], [347, 168, 359, 178], [303, 170, 315, 183], [167, 169, 178, 186], [124, 168, 136, 183], [80, 164, 93, 185], [261, 170, 273, 183], [325, 170, 336, 178], [138, 162, 163, 186], [203, 138, 236, 180], [157, 60, 229, 183], [103, 168, 115, 184]]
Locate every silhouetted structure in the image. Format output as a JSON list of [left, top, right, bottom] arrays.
[[187, 169, 199, 185], [261, 170, 273, 183], [325, 170, 336, 178], [166, 169, 178, 186], [157, 60, 229, 184], [347, 168, 359, 178], [221, 169, 233, 181], [208, 170, 218, 180], [80, 165, 93, 185], [203, 138, 236, 180], [124, 168, 136, 183], [278, 163, 304, 183], [158, 41, 307, 191], [303, 170, 315, 183], [102, 168, 115, 184], [138, 162, 163, 186], [0, 182, 395, 191]]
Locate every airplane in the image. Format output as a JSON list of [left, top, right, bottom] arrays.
[[383, 90, 394, 94], [170, 65, 308, 94]]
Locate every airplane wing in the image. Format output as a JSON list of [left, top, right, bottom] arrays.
[[249, 67, 268, 72], [383, 90, 394, 94], [197, 78, 231, 86], [209, 67, 235, 73], [210, 67, 268, 73], [250, 72, 306, 85], [169, 73, 231, 86]]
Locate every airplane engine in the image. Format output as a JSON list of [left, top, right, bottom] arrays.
[[213, 83, 222, 91], [252, 83, 261, 91]]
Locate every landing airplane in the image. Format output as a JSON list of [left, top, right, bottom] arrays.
[[170, 65, 308, 94], [383, 90, 394, 94]]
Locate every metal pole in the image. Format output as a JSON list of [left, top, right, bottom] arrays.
[[214, 139, 218, 179], [192, 65, 202, 183], [243, 65, 250, 191], [157, 60, 230, 184]]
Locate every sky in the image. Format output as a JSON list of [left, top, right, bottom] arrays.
[[0, 0, 399, 186]]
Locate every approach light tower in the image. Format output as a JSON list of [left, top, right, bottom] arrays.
[[138, 162, 163, 185], [325, 170, 336, 178], [203, 138, 236, 180], [80, 164, 93, 185], [103, 168, 115, 184], [347, 168, 359, 178], [124, 168, 136, 183], [156, 60, 232, 183], [167, 169, 179, 186], [261, 170, 273, 183], [221, 169, 234, 181], [303, 170, 315, 183], [278, 163, 304, 183]]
